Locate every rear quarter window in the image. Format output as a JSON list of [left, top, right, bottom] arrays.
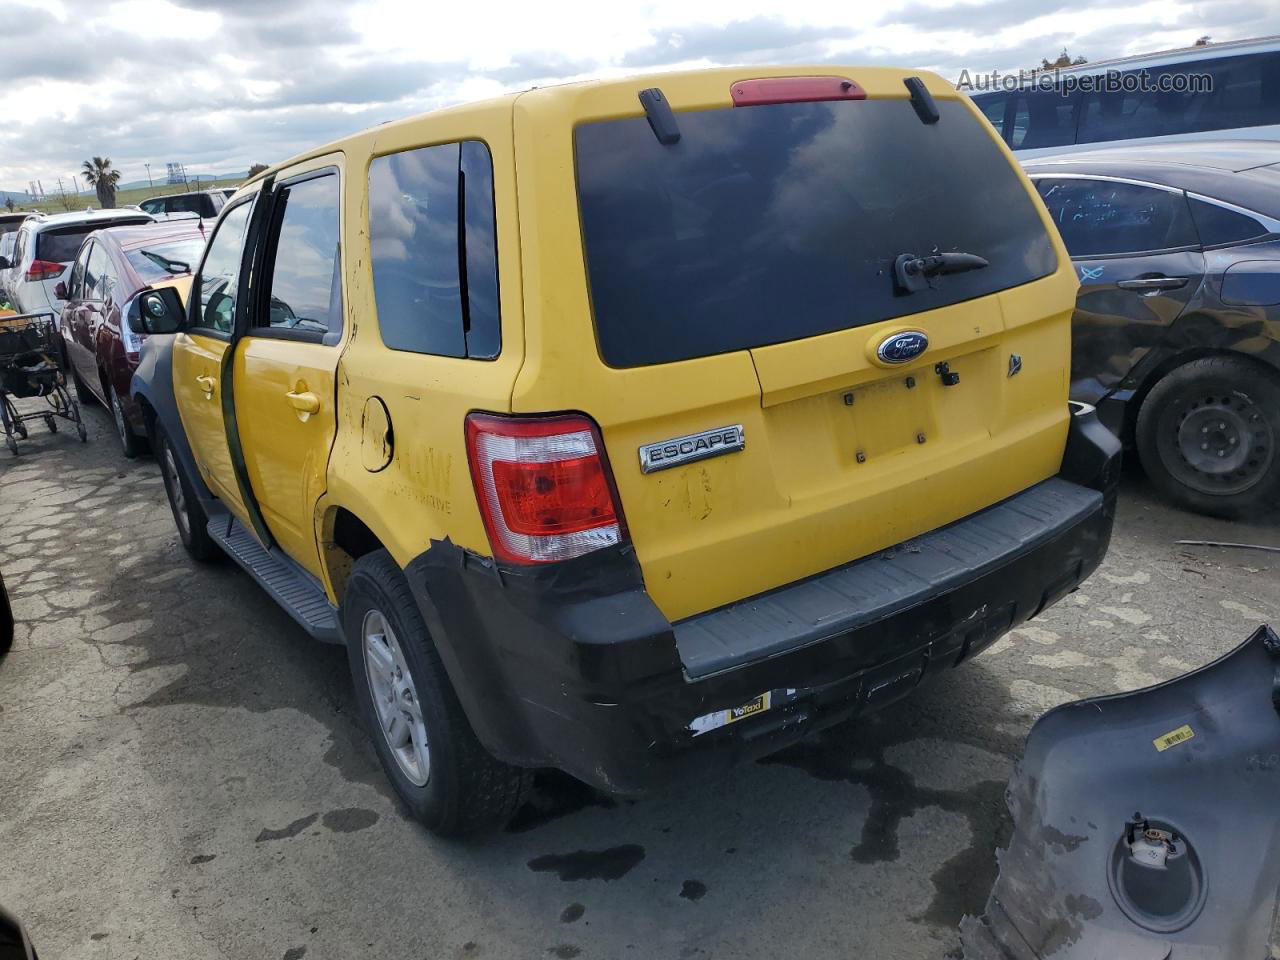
[[367, 140, 500, 359], [1188, 198, 1270, 247], [575, 97, 1057, 368]]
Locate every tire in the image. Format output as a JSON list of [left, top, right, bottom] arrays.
[[1136, 356, 1280, 518], [155, 423, 219, 561], [342, 550, 531, 837], [111, 391, 141, 459]]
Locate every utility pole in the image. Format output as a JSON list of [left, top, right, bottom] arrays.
[[145, 163, 153, 188]]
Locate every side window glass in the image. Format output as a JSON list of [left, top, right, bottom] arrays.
[[69, 245, 90, 299], [194, 200, 254, 334], [1035, 179, 1197, 257], [1189, 197, 1270, 247], [369, 142, 465, 357], [460, 141, 500, 359], [140, 199, 161, 214], [260, 173, 343, 338], [1079, 54, 1280, 143], [1010, 89, 1075, 149], [98, 250, 119, 303], [85, 244, 110, 301], [976, 94, 1008, 140]]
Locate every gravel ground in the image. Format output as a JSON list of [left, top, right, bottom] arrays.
[[1, 399, 1277, 960]]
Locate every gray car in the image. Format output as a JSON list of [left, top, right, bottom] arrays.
[[1024, 139, 1280, 517]]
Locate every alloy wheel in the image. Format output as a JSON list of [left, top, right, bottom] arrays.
[[362, 609, 431, 786]]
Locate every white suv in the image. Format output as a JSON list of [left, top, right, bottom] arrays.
[[7, 209, 153, 317]]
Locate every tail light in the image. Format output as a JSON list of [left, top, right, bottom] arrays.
[[122, 294, 147, 363], [465, 413, 627, 565], [26, 260, 65, 282]]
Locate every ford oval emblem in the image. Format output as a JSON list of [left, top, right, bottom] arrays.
[[877, 331, 929, 364]]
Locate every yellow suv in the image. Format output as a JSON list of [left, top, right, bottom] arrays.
[[131, 66, 1120, 835]]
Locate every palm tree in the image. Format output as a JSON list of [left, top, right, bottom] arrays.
[[81, 156, 121, 209]]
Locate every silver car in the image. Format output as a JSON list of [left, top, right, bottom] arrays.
[[6, 209, 153, 318]]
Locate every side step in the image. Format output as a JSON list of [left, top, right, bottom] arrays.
[[206, 514, 343, 644]]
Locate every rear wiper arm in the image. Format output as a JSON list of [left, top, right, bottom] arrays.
[[893, 251, 989, 294]]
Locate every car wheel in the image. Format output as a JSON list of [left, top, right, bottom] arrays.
[[111, 391, 141, 459], [1136, 356, 1280, 518], [342, 549, 531, 836], [155, 423, 219, 561]]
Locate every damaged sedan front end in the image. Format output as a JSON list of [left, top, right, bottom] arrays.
[[963, 624, 1280, 959]]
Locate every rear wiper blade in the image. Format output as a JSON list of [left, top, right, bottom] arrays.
[[894, 251, 989, 294]]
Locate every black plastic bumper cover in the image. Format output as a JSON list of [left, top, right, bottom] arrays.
[[961, 624, 1280, 960], [405, 409, 1119, 794]]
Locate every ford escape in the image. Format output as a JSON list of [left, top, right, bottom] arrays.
[[130, 66, 1120, 835]]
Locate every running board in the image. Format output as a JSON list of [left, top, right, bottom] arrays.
[[206, 514, 343, 644]]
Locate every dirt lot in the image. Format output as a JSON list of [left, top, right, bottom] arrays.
[[2, 400, 1278, 960]]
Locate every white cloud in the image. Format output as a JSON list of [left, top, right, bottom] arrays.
[[0, 0, 1267, 191]]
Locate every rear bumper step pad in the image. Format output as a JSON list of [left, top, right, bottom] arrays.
[[674, 477, 1103, 679]]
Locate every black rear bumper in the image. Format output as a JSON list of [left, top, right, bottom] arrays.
[[406, 409, 1120, 794]]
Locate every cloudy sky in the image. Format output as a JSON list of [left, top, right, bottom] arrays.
[[0, 0, 1272, 193]]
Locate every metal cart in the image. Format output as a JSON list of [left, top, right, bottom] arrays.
[[0, 312, 87, 455]]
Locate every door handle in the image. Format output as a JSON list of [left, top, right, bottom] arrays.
[[285, 390, 320, 415], [1116, 276, 1189, 292], [195, 375, 216, 395]]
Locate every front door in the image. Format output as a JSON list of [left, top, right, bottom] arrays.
[[232, 167, 344, 577], [172, 199, 256, 516], [1033, 176, 1205, 404]]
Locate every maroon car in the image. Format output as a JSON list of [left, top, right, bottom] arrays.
[[56, 223, 206, 457]]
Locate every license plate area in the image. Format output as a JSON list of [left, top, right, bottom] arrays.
[[848, 374, 937, 460]]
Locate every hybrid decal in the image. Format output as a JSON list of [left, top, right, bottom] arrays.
[[876, 331, 929, 364], [639, 425, 745, 474], [1079, 265, 1105, 282]]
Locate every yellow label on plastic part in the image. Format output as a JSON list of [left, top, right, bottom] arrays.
[[724, 692, 771, 725], [1153, 724, 1195, 752]]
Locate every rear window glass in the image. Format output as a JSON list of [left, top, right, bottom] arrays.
[[36, 221, 149, 263], [575, 98, 1057, 368], [36, 228, 93, 264], [125, 238, 206, 284]]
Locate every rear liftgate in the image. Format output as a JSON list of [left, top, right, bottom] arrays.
[[963, 624, 1280, 960]]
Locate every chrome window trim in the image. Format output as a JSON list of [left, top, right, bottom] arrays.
[[1025, 172, 1186, 196], [1027, 172, 1280, 234]]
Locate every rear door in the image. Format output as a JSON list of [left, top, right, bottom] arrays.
[[534, 72, 1077, 622], [231, 165, 344, 577], [1032, 176, 1205, 404], [69, 242, 109, 394], [173, 199, 256, 516]]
